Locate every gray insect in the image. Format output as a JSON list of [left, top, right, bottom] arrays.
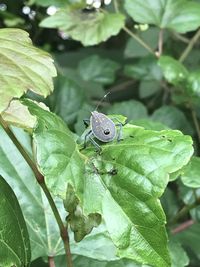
[[83, 93, 124, 152]]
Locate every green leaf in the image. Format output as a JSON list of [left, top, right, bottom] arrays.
[[124, 27, 159, 58], [1, 100, 37, 132], [161, 188, 179, 221], [0, 126, 120, 262], [158, 56, 188, 86], [151, 105, 193, 135], [40, 8, 125, 46], [186, 71, 200, 97], [107, 100, 148, 121], [31, 0, 72, 7], [181, 156, 200, 188], [49, 76, 85, 125], [0, 175, 31, 267], [168, 238, 189, 267], [0, 28, 57, 113], [124, 0, 200, 33], [176, 223, 200, 261], [124, 57, 162, 81], [24, 100, 194, 266], [139, 80, 161, 98], [78, 55, 120, 85], [55, 254, 140, 267], [132, 119, 169, 131]]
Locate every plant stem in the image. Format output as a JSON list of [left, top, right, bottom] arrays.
[[48, 256, 56, 267], [179, 28, 200, 63], [113, 0, 155, 56], [156, 29, 164, 57], [171, 196, 200, 224], [0, 115, 73, 267], [190, 106, 200, 143]]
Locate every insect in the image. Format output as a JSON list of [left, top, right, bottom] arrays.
[[83, 93, 124, 152]]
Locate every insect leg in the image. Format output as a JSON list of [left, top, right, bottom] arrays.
[[83, 129, 92, 149], [89, 136, 102, 153], [83, 119, 90, 128], [115, 123, 123, 142]]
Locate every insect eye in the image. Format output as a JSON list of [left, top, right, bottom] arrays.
[[104, 129, 110, 135]]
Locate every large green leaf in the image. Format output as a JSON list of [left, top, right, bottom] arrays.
[[0, 175, 31, 267], [0, 28, 57, 113], [40, 7, 125, 46], [168, 239, 189, 267], [24, 100, 193, 266], [124, 0, 200, 33], [0, 126, 122, 262]]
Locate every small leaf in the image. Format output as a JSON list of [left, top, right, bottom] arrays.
[[0, 28, 56, 113], [125, 57, 162, 81], [139, 80, 161, 98], [78, 55, 120, 85], [186, 71, 200, 97], [124, 0, 200, 33], [158, 56, 188, 85], [151, 105, 193, 135], [49, 76, 85, 125], [181, 156, 200, 188], [0, 175, 31, 267], [176, 223, 200, 261], [1, 100, 37, 131], [40, 7, 125, 46], [168, 238, 189, 267], [107, 100, 148, 121]]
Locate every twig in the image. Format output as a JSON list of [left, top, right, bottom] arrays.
[[0, 115, 73, 267], [48, 256, 56, 267], [171, 220, 194, 234], [179, 28, 200, 63]]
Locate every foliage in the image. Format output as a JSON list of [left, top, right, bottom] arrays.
[[0, 0, 200, 267]]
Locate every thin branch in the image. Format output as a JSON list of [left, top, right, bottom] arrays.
[[171, 220, 194, 234], [0, 115, 73, 267], [179, 28, 200, 63], [48, 256, 56, 267]]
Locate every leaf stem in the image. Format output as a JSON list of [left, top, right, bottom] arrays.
[[113, 0, 155, 56], [0, 115, 73, 267], [179, 28, 200, 63], [123, 26, 156, 56], [190, 106, 200, 143], [156, 29, 164, 57], [48, 256, 56, 267]]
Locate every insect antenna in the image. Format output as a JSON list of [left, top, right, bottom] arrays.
[[95, 92, 111, 111]]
